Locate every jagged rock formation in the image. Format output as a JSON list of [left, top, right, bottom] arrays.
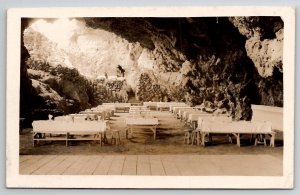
[[229, 17, 283, 77], [26, 62, 94, 114], [24, 18, 187, 95], [20, 17, 284, 123], [229, 17, 284, 106]]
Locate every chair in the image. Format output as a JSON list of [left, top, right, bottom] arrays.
[[183, 128, 193, 144], [253, 121, 272, 147], [191, 129, 201, 145], [254, 134, 267, 146], [111, 129, 121, 145]]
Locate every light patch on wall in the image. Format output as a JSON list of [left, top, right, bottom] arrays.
[[30, 18, 86, 48]]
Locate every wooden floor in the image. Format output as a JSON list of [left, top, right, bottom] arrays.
[[20, 154, 283, 176]]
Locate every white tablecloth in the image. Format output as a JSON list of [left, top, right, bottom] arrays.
[[169, 103, 189, 111], [172, 106, 191, 114], [94, 105, 116, 110], [129, 110, 152, 118], [80, 111, 104, 115], [201, 120, 272, 134], [177, 108, 196, 118], [157, 102, 187, 110], [102, 103, 131, 108], [143, 102, 159, 107], [183, 110, 204, 121], [125, 118, 158, 125], [188, 113, 212, 123], [54, 116, 73, 122], [32, 120, 107, 133]]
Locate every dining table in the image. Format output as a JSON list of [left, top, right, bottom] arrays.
[[125, 117, 159, 140]]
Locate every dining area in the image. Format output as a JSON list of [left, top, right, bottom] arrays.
[[31, 103, 161, 147], [29, 101, 283, 150], [176, 104, 283, 147]]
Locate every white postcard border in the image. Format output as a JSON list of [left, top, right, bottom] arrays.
[[6, 6, 295, 188]]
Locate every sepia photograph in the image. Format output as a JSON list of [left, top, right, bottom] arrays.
[[6, 7, 295, 188]]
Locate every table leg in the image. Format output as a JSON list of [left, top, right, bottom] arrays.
[[263, 134, 267, 146], [270, 132, 276, 147], [228, 134, 233, 144], [125, 127, 129, 139], [33, 133, 37, 147], [66, 133, 69, 147], [201, 133, 206, 147], [250, 134, 254, 144], [209, 134, 212, 143], [100, 133, 102, 146], [197, 131, 200, 146], [103, 132, 108, 144], [232, 133, 240, 147], [192, 121, 196, 130], [236, 133, 240, 147], [126, 127, 133, 138]]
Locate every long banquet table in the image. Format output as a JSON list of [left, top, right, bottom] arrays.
[[102, 103, 131, 112], [125, 118, 159, 140], [187, 113, 212, 129], [79, 110, 108, 120], [172, 107, 192, 117], [177, 108, 199, 120], [182, 110, 205, 123], [156, 102, 188, 112], [32, 120, 108, 146], [200, 119, 275, 147], [143, 102, 159, 109]]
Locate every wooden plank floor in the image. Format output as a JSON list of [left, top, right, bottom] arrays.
[[19, 154, 283, 176]]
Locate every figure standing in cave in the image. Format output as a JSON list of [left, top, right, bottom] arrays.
[[234, 98, 243, 121], [48, 114, 53, 120], [163, 95, 169, 102], [241, 96, 252, 120], [227, 95, 235, 119], [117, 65, 125, 77]]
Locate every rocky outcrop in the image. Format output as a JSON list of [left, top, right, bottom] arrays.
[[21, 17, 283, 122], [27, 66, 93, 114], [229, 17, 284, 78], [245, 29, 283, 77], [24, 18, 187, 102], [229, 17, 284, 107]]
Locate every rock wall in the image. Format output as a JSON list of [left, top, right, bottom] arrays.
[[21, 17, 284, 122], [26, 63, 94, 115], [229, 17, 283, 77], [24, 19, 186, 98], [20, 18, 59, 125], [229, 17, 284, 107]]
